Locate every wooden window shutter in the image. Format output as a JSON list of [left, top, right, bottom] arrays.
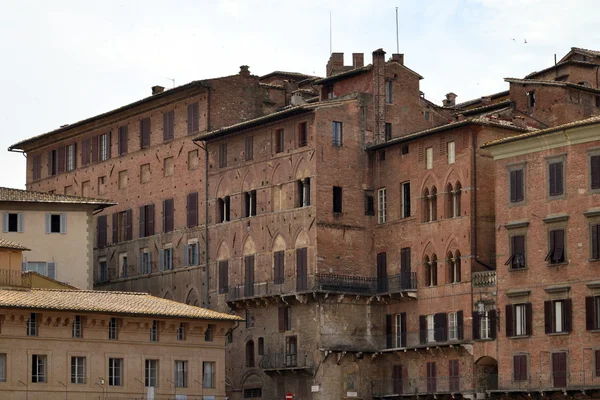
[[125, 209, 132, 240], [245, 136, 253, 161], [457, 310, 464, 340], [112, 213, 118, 243], [385, 314, 392, 348], [57, 146, 65, 174], [564, 299, 572, 332], [400, 312, 407, 347], [592, 224, 599, 260], [147, 204, 155, 236], [595, 350, 600, 377], [91, 135, 99, 163], [472, 312, 480, 340], [47, 262, 56, 280], [419, 315, 426, 344], [434, 313, 447, 342], [586, 296, 595, 330], [514, 356, 522, 380], [505, 304, 514, 337], [139, 206, 146, 238], [47, 150, 52, 176], [544, 301, 552, 334], [219, 261, 228, 293], [187, 192, 198, 228], [278, 308, 285, 332], [489, 309, 497, 339], [187, 103, 199, 134], [525, 302, 533, 336], [107, 131, 112, 159], [119, 126, 128, 155], [591, 155, 600, 189]]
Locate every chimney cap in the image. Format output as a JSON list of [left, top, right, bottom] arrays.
[[372, 48, 386, 57], [239, 65, 250, 76], [152, 85, 165, 95]]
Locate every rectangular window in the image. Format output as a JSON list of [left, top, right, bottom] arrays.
[[385, 123, 392, 141], [33, 154, 42, 180], [161, 246, 173, 271], [513, 354, 528, 381], [510, 168, 525, 203], [118, 169, 128, 188], [118, 126, 128, 156], [527, 91, 536, 108], [426, 362, 436, 392], [150, 320, 159, 342], [31, 354, 46, 383], [545, 299, 571, 334], [591, 154, 600, 190], [275, 129, 284, 153], [279, 306, 292, 331], [515, 304, 527, 336], [97, 215, 107, 248], [273, 251, 285, 284], [27, 313, 37, 336], [205, 324, 215, 342], [140, 249, 152, 274], [118, 252, 127, 277], [506, 303, 532, 337], [285, 336, 298, 367], [187, 102, 199, 134], [174, 360, 187, 388], [385, 81, 393, 104], [186, 192, 198, 228], [333, 186, 343, 213], [505, 235, 526, 269], [587, 296, 600, 330], [108, 358, 123, 386], [546, 229, 566, 264], [548, 160, 564, 197], [163, 156, 174, 177], [592, 224, 600, 260], [145, 359, 158, 387], [219, 143, 227, 168], [71, 356, 85, 384], [25, 262, 55, 280], [448, 312, 458, 340], [394, 314, 403, 348], [426, 147, 433, 169], [246, 309, 255, 328], [99, 133, 110, 161], [218, 196, 231, 223], [298, 122, 308, 147], [177, 323, 186, 341], [0, 353, 5, 382], [108, 317, 118, 340], [188, 241, 200, 267], [332, 121, 343, 147], [99, 260, 108, 283], [202, 361, 215, 388], [140, 117, 151, 149], [401, 182, 411, 218], [447, 141, 455, 164], [378, 188, 387, 224], [297, 179, 311, 207], [244, 190, 257, 217], [46, 213, 66, 234], [163, 110, 175, 141], [66, 144, 76, 171], [427, 314, 435, 343], [162, 198, 174, 233], [72, 315, 83, 338], [480, 311, 491, 339], [449, 359, 460, 392], [48, 149, 57, 176], [139, 204, 155, 238], [3, 212, 23, 233], [364, 191, 375, 216], [245, 136, 254, 161]]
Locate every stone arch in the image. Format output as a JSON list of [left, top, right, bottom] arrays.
[[242, 235, 257, 256], [294, 157, 310, 180], [270, 162, 285, 185], [442, 164, 465, 188], [272, 234, 287, 252], [185, 288, 199, 306], [294, 230, 310, 248], [241, 168, 258, 193], [214, 174, 228, 199], [162, 290, 173, 300], [216, 241, 230, 260], [419, 172, 440, 195], [240, 371, 264, 392]]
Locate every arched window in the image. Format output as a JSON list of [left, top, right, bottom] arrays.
[[454, 182, 462, 217], [430, 187, 438, 221], [246, 340, 255, 368], [447, 250, 461, 283], [446, 183, 454, 218], [423, 255, 431, 286], [423, 188, 430, 223], [430, 254, 438, 286]]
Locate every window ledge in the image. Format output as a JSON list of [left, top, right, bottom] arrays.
[[509, 267, 528, 272], [474, 338, 495, 342], [509, 335, 531, 340], [547, 332, 570, 336], [589, 258, 600, 263], [547, 262, 569, 267], [506, 289, 531, 297]]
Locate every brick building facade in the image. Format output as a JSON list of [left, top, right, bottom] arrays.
[[8, 47, 600, 400]]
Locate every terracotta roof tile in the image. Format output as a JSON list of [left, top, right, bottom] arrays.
[[524, 60, 598, 79], [504, 78, 600, 94], [0, 187, 116, 208], [453, 90, 510, 109], [259, 71, 320, 81], [0, 287, 242, 321], [482, 115, 600, 148], [0, 238, 29, 251]]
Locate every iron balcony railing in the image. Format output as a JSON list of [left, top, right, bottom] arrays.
[[260, 351, 314, 370], [491, 370, 600, 391], [472, 271, 496, 287], [226, 272, 416, 302], [373, 375, 475, 396]]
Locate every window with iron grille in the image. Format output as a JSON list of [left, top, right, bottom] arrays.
[[72, 315, 83, 338], [31, 354, 46, 383], [332, 121, 343, 147], [71, 356, 85, 384]]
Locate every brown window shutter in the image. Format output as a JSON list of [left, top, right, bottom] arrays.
[[419, 315, 426, 344], [107, 131, 112, 159], [219, 261, 228, 293], [400, 313, 407, 347], [147, 204, 155, 236], [278, 308, 285, 332], [489, 310, 497, 339], [434, 312, 447, 342], [595, 350, 600, 377], [187, 192, 198, 228], [385, 314, 392, 348], [564, 299, 572, 332], [57, 146, 65, 174], [457, 310, 464, 340], [91, 135, 99, 163], [112, 213, 118, 243], [544, 301, 552, 334], [139, 206, 146, 238], [592, 155, 600, 189], [593, 224, 600, 260], [586, 296, 595, 330], [47, 150, 52, 176], [125, 209, 132, 240], [472, 312, 480, 340], [525, 302, 533, 336], [141, 118, 151, 148], [505, 304, 514, 337]]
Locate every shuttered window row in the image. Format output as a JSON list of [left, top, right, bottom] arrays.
[[187, 103, 199, 134], [548, 160, 564, 197], [163, 110, 175, 141], [419, 311, 464, 344]]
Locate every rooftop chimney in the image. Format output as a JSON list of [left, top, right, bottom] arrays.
[[352, 53, 364, 68], [152, 86, 165, 95], [372, 48, 387, 144], [392, 53, 404, 65], [481, 96, 492, 105], [443, 92, 457, 107], [239, 65, 250, 77], [326, 52, 345, 77]]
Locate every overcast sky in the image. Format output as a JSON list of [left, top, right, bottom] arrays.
[[1, 0, 598, 190]]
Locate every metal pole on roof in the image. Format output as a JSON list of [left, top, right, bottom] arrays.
[[329, 10, 332, 55], [396, 7, 399, 54]]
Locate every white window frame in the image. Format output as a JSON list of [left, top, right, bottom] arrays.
[[32, 354, 46, 383], [27, 313, 37, 337], [99, 133, 109, 161], [108, 318, 118, 340], [427, 314, 435, 343], [515, 304, 527, 336], [0, 353, 6, 382], [394, 314, 402, 348], [150, 320, 159, 342], [554, 300, 564, 333], [426, 147, 433, 170], [145, 359, 158, 387], [480, 311, 491, 339], [72, 315, 83, 338], [66, 144, 75, 171], [71, 356, 85, 384], [447, 141, 455, 165], [378, 188, 387, 224], [108, 358, 122, 386], [174, 360, 187, 388], [448, 312, 458, 340], [202, 361, 216, 389]]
